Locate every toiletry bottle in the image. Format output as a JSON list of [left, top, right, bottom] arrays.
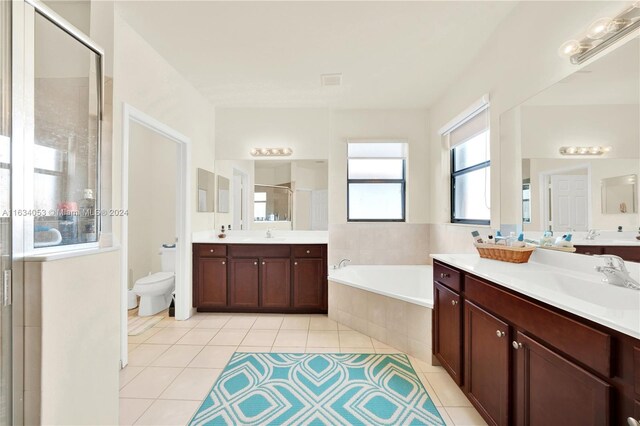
[[512, 233, 526, 248], [78, 189, 96, 243]]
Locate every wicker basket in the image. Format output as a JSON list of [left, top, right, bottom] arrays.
[[474, 243, 536, 264]]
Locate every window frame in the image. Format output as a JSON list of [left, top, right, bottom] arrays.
[[28, 2, 104, 253], [450, 131, 491, 226], [347, 149, 407, 223]]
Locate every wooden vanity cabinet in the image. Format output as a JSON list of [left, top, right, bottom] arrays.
[[433, 260, 637, 425], [193, 243, 327, 313], [574, 244, 640, 262], [434, 281, 463, 384]]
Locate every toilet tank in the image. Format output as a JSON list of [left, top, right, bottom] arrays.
[[160, 245, 176, 272]]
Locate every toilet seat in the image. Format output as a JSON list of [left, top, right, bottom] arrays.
[[135, 271, 174, 285]]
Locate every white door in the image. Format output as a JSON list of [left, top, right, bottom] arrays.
[[232, 170, 246, 230], [550, 175, 588, 232], [311, 189, 329, 231]]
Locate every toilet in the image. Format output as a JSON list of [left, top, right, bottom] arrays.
[[132, 245, 176, 316]]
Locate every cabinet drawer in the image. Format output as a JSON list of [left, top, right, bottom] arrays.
[[228, 244, 291, 258], [196, 244, 227, 257], [465, 275, 611, 377], [574, 245, 605, 256], [434, 261, 462, 292], [293, 245, 323, 258]]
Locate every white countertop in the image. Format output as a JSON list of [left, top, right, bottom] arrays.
[[192, 230, 328, 245], [571, 239, 640, 246], [431, 250, 640, 339]]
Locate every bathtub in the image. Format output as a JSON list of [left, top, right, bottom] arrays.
[[327, 265, 434, 362], [328, 265, 433, 308]]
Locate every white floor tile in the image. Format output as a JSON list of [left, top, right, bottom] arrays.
[[189, 346, 236, 368], [252, 316, 283, 330], [176, 329, 219, 345], [134, 399, 200, 425], [128, 327, 162, 344], [424, 372, 472, 407], [237, 346, 272, 353], [305, 347, 340, 353], [120, 366, 145, 390], [273, 330, 308, 347], [145, 328, 190, 345], [150, 345, 204, 368], [280, 316, 310, 330], [223, 316, 257, 329], [309, 317, 338, 330], [159, 368, 221, 401], [196, 316, 231, 329], [241, 330, 278, 346], [339, 331, 373, 348], [307, 331, 340, 347], [271, 346, 305, 353], [208, 329, 248, 346], [128, 344, 171, 367], [339, 347, 376, 353], [444, 407, 488, 425], [119, 398, 154, 425], [120, 367, 183, 399]]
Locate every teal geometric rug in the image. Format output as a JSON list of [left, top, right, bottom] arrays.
[[189, 352, 445, 426]]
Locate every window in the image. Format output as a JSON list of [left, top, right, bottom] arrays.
[[447, 107, 490, 224], [32, 10, 103, 249], [347, 141, 407, 221]]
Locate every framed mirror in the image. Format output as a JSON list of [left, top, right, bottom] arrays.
[[500, 36, 639, 237], [196, 168, 215, 212], [217, 175, 230, 213], [214, 159, 328, 231]]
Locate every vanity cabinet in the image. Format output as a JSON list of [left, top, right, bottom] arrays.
[[193, 243, 327, 313], [574, 245, 640, 263], [464, 301, 510, 426], [434, 281, 462, 384], [433, 259, 638, 425]]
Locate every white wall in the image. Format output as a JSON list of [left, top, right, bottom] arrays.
[[329, 109, 429, 224], [215, 108, 331, 160], [427, 0, 631, 254], [128, 122, 177, 286], [214, 159, 255, 230], [112, 11, 216, 315]]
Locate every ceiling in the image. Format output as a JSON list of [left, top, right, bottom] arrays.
[[116, 1, 518, 109]]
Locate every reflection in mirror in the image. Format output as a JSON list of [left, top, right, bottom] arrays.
[[214, 159, 328, 231], [196, 168, 215, 212], [501, 36, 639, 236], [217, 175, 230, 213], [601, 174, 637, 214]]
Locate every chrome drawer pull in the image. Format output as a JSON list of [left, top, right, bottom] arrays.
[[294, 262, 298, 266], [262, 261, 265, 265], [512, 341, 522, 350], [222, 261, 225, 265], [306, 250, 310, 254], [254, 262, 258, 266], [496, 330, 505, 338], [450, 300, 458, 306], [210, 249, 214, 253], [440, 272, 450, 279]]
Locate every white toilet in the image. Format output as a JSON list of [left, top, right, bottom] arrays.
[[132, 245, 176, 316]]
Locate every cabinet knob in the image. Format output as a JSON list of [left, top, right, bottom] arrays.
[[496, 330, 505, 338], [294, 262, 298, 266], [262, 261, 265, 265], [440, 273, 450, 279], [306, 250, 310, 254], [210, 249, 214, 253], [512, 341, 522, 350], [450, 300, 458, 306], [626, 417, 640, 426], [254, 262, 258, 266], [222, 261, 225, 265]]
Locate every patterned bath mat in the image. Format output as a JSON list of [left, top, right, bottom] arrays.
[[189, 353, 445, 426]]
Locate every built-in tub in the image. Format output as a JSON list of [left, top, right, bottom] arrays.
[[328, 265, 433, 362]]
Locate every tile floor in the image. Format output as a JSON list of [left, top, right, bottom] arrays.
[[121, 312, 487, 426]]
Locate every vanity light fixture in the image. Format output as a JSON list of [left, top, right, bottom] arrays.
[[250, 147, 293, 157], [559, 146, 612, 156], [560, 4, 640, 64]]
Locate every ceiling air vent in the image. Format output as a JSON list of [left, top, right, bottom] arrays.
[[321, 73, 342, 87]]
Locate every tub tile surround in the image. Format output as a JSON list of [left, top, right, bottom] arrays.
[[328, 223, 430, 266], [121, 312, 484, 426], [328, 281, 433, 362]]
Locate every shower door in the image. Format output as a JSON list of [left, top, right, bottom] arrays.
[[0, 1, 12, 424]]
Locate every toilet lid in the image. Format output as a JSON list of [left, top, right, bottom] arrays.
[[136, 272, 174, 285]]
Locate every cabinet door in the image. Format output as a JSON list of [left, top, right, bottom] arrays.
[[197, 258, 227, 308], [292, 258, 324, 309], [261, 258, 291, 308], [229, 259, 260, 308], [434, 281, 462, 385], [465, 301, 510, 426], [603, 246, 640, 263], [514, 331, 611, 426]]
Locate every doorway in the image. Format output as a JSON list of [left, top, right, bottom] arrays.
[[541, 165, 591, 232], [232, 168, 248, 230], [120, 105, 191, 367]]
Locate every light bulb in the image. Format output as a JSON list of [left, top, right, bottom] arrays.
[[602, 146, 612, 153], [250, 148, 258, 156], [282, 148, 292, 155], [586, 18, 612, 40], [270, 148, 280, 155], [566, 147, 577, 154], [578, 147, 588, 154], [260, 148, 269, 155], [558, 40, 580, 57], [606, 18, 630, 34]]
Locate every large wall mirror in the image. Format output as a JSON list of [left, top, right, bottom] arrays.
[[500, 36, 639, 239], [214, 159, 328, 231]]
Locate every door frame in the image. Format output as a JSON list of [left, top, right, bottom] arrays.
[[120, 104, 191, 367], [232, 168, 248, 230], [539, 163, 591, 231]]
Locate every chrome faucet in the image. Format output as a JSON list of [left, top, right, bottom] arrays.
[[594, 255, 640, 290], [265, 229, 273, 239], [337, 259, 351, 269], [586, 229, 600, 240]]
